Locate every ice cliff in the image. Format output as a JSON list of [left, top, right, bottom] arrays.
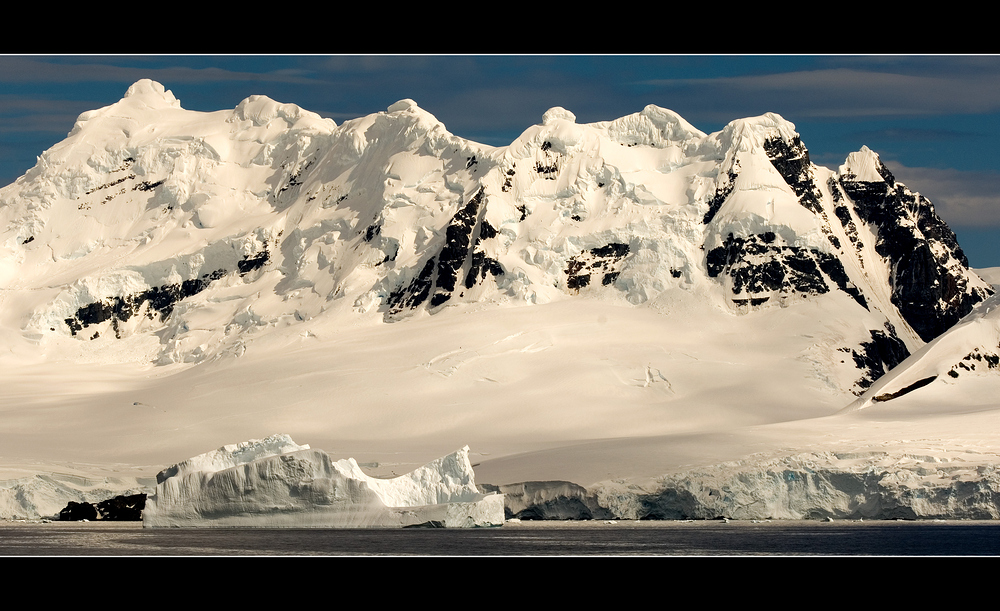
[[590, 448, 1000, 520], [142, 436, 504, 528], [486, 447, 1000, 521]]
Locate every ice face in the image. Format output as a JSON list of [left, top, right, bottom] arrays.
[[143, 440, 504, 528]]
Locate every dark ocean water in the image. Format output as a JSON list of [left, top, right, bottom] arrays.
[[3, 520, 1000, 556]]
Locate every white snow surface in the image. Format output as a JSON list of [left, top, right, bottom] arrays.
[[143, 440, 503, 528], [0, 80, 998, 522], [840, 145, 887, 182], [844, 291, 1000, 413]]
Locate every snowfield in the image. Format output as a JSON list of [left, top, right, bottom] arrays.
[[1, 80, 998, 523]]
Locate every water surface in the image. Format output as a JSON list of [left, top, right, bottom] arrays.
[[3, 520, 999, 556]]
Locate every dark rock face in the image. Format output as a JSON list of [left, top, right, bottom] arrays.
[[703, 169, 737, 224], [705, 136, 855, 305], [64, 249, 269, 338], [387, 257, 436, 314], [873, 375, 938, 402], [403, 520, 446, 528], [462, 201, 504, 290], [564, 243, 630, 292], [465, 252, 504, 290], [763, 136, 822, 215], [706, 233, 866, 309], [59, 493, 147, 521], [59, 501, 98, 521], [387, 188, 504, 315], [236, 248, 269, 274], [134, 179, 164, 192], [828, 177, 866, 259], [535, 141, 559, 178], [763, 137, 842, 250], [706, 133, 986, 348], [432, 189, 485, 306], [501, 166, 516, 193], [838, 161, 993, 342], [845, 324, 911, 394], [65, 269, 226, 338], [947, 347, 1000, 379], [96, 494, 147, 520]]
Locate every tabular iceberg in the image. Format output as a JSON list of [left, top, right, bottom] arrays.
[[142, 435, 504, 528]]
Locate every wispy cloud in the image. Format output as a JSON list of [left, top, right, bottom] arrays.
[[642, 66, 1000, 120], [849, 127, 980, 142], [0, 56, 323, 87], [883, 160, 1000, 228]]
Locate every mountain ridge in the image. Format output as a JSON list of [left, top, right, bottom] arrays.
[[0, 80, 997, 493], [1, 80, 991, 394]]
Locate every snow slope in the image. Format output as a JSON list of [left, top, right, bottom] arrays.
[[1, 80, 997, 522]]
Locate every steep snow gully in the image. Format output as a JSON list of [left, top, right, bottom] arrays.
[[1, 80, 999, 524]]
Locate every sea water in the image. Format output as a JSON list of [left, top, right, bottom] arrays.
[[2, 520, 999, 556]]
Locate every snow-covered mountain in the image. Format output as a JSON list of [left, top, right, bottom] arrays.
[[1, 80, 997, 521]]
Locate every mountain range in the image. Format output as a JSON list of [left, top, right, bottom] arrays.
[[1, 79, 998, 521]]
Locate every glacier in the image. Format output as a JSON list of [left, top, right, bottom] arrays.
[[142, 436, 504, 528], [489, 447, 1000, 521], [592, 448, 1000, 521]]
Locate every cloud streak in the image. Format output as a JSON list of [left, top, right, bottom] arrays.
[[883, 160, 1000, 228], [0, 56, 320, 86], [642, 65, 1000, 121]]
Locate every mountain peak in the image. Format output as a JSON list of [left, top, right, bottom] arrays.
[[387, 99, 419, 113], [839, 145, 891, 183], [66, 80, 183, 139], [231, 94, 320, 128], [716, 112, 799, 152], [122, 79, 182, 110], [542, 107, 577, 125], [378, 98, 449, 132]]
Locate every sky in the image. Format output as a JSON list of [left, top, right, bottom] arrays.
[[2, 54, 1000, 267]]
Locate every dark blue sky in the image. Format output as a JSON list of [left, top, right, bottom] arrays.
[[3, 54, 1000, 266]]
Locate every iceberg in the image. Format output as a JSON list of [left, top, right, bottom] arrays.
[[142, 436, 504, 528]]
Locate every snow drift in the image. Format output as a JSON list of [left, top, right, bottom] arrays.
[[142, 436, 504, 528]]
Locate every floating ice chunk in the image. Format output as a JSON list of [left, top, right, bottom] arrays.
[[142, 439, 504, 528], [153, 434, 309, 484]]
